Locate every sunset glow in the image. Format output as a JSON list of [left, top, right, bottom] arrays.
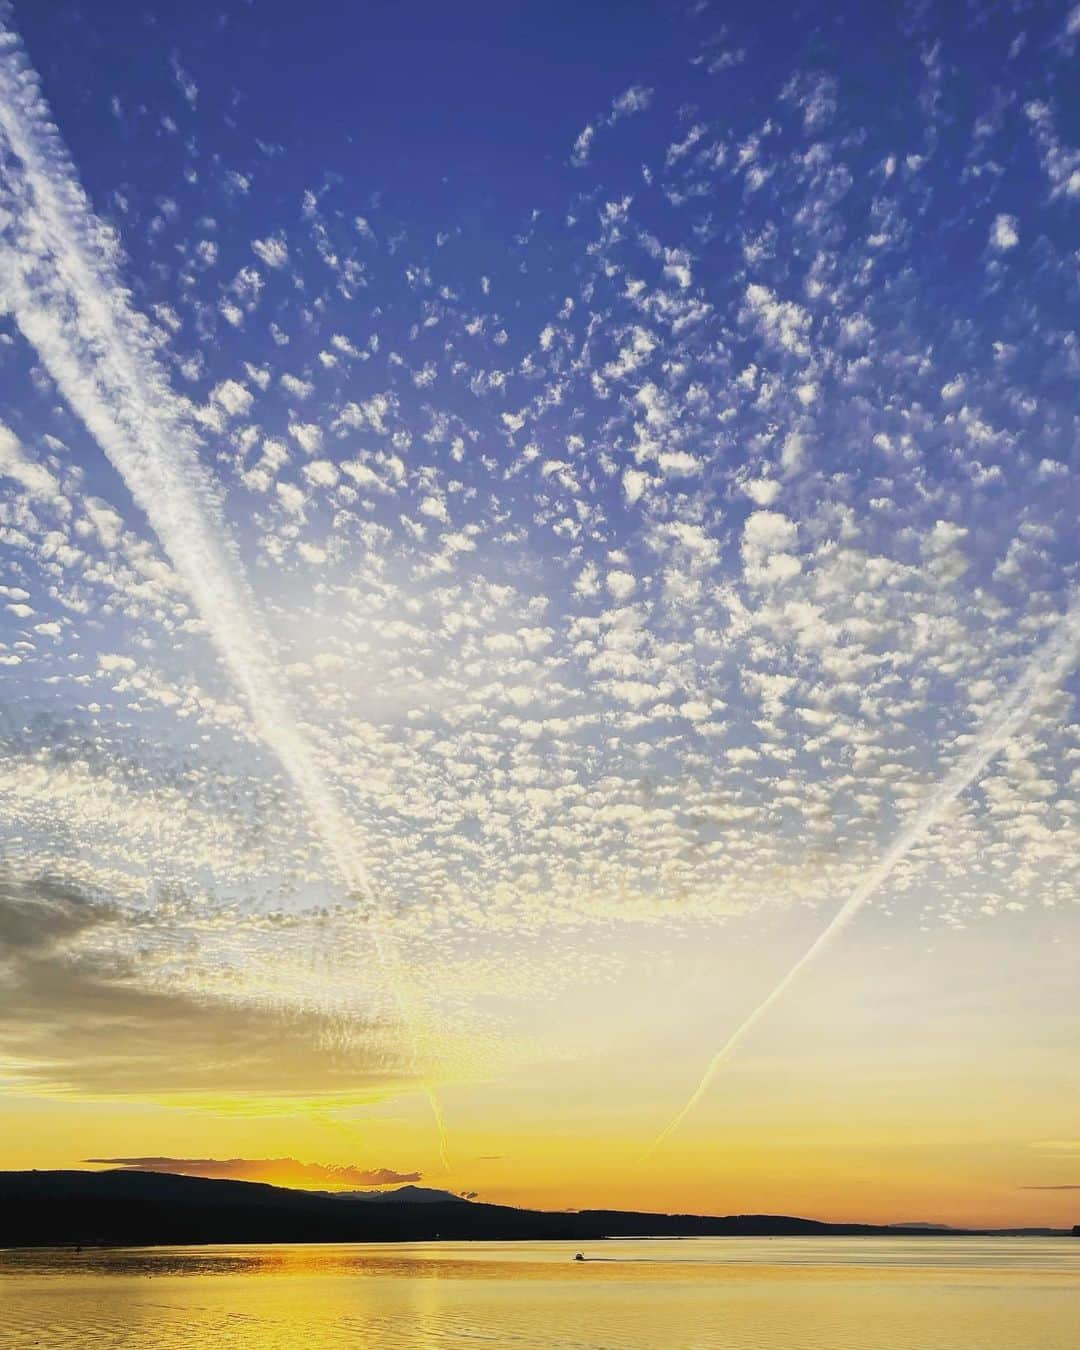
[[1, 0, 1078, 1239]]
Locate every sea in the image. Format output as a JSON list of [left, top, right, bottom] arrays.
[[1, 1236, 1077, 1348]]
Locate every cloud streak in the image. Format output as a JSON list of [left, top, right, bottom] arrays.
[[0, 18, 371, 904], [0, 16, 452, 1153], [644, 599, 1080, 1158], [571, 83, 653, 166], [86, 1157, 422, 1188]]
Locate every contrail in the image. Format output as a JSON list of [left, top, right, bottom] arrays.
[[642, 599, 1080, 1161], [0, 20, 371, 903], [0, 16, 449, 1159], [423, 1085, 452, 1175]]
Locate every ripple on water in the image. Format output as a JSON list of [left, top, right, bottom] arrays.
[[1, 1239, 1078, 1349]]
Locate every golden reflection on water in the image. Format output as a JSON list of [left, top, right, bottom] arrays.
[[1, 1239, 1078, 1349]]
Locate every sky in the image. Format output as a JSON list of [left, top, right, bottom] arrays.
[[0, 0, 1078, 1229]]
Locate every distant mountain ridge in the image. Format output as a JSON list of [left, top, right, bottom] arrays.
[[0, 1171, 1074, 1249], [321, 1185, 465, 1204]]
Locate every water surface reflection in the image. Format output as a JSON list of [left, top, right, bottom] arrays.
[[2, 1237, 1077, 1348]]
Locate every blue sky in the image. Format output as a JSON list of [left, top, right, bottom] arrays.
[[0, 0, 1078, 1213]]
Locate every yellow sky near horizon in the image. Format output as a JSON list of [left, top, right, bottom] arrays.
[[2, 0, 1080, 1247], [3, 910, 1078, 1230]]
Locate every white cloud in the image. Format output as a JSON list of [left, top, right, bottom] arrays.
[[741, 478, 781, 506], [570, 84, 653, 166], [280, 373, 314, 400], [252, 234, 289, 268], [623, 467, 651, 504], [741, 510, 801, 587], [989, 213, 1019, 251], [302, 459, 339, 488], [606, 569, 637, 600], [0, 421, 59, 499], [210, 379, 253, 418]]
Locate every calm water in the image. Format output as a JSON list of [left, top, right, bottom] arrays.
[[1, 1237, 1077, 1348]]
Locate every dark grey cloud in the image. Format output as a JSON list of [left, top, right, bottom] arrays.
[[0, 873, 116, 951], [0, 873, 414, 1097]]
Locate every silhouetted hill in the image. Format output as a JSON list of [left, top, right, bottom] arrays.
[[322, 1184, 466, 1204], [0, 1171, 1068, 1248]]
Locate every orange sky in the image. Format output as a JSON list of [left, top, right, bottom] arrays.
[[4, 909, 1078, 1230], [1, 0, 1078, 1237]]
